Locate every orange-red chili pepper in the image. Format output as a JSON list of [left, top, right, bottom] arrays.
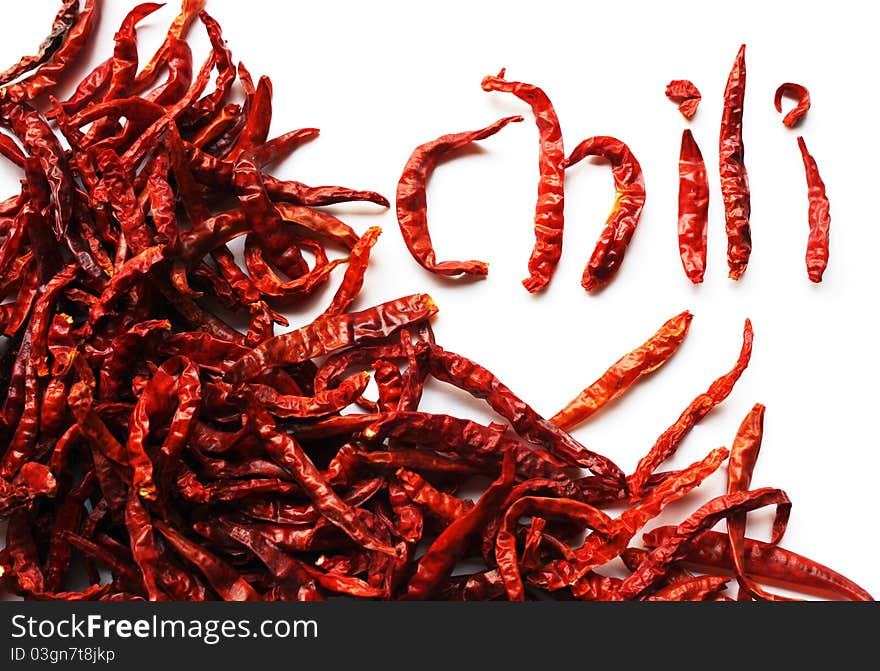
[[551, 311, 693, 430]]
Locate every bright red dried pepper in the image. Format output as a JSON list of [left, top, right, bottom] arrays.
[[678, 129, 709, 284], [551, 311, 692, 430], [481, 69, 565, 293], [774, 83, 810, 128], [796, 136, 831, 283], [396, 116, 522, 277], [665, 80, 702, 120], [719, 44, 751, 280], [565, 136, 646, 291]]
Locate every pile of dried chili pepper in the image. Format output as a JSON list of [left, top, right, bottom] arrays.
[[0, 2, 869, 602]]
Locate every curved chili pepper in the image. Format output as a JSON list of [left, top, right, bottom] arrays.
[[565, 136, 646, 291], [627, 318, 753, 500], [0, 1, 81, 86], [481, 69, 565, 293], [774, 83, 810, 128], [551, 311, 693, 430], [665, 80, 702, 119], [678, 129, 709, 283], [642, 526, 873, 601], [396, 116, 522, 277], [719, 44, 751, 280], [796, 136, 830, 283], [646, 575, 729, 601]]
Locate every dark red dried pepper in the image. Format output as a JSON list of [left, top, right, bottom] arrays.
[[396, 116, 522, 277], [481, 69, 564, 293], [719, 44, 751, 280], [665, 80, 702, 120]]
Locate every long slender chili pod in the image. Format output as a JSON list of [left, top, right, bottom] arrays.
[[565, 136, 646, 292], [796, 136, 830, 283], [719, 44, 751, 280], [481, 69, 565, 293], [678, 129, 709, 283], [396, 115, 523, 277]]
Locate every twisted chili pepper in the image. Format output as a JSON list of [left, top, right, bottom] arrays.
[[481, 69, 565, 293], [719, 44, 751, 280], [396, 115, 522, 277], [565, 136, 646, 292], [678, 129, 709, 284], [774, 83, 811, 128]]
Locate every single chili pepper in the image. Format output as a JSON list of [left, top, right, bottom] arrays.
[[244, 372, 370, 419], [396, 116, 522, 277], [678, 129, 709, 283], [627, 318, 753, 500], [551, 311, 693, 430], [565, 136, 646, 291], [642, 526, 873, 601], [774, 83, 810, 128], [132, 0, 204, 93], [725, 403, 789, 601], [403, 450, 515, 599], [481, 69, 564, 293], [125, 488, 165, 601], [796, 136, 830, 283], [665, 80, 702, 119], [719, 44, 751, 280]]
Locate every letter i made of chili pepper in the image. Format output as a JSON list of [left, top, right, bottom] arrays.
[[678, 129, 709, 283], [719, 44, 751, 280]]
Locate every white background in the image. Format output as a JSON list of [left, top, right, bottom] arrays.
[[1, 0, 876, 599]]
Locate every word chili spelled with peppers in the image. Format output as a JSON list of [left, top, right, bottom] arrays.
[[0, 2, 863, 602]]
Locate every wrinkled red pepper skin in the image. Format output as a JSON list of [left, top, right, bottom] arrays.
[[481, 69, 565, 293], [396, 116, 522, 277], [796, 136, 830, 283], [678, 129, 709, 284], [665, 80, 702, 119], [719, 44, 751, 280], [565, 136, 646, 292], [774, 83, 810, 128]]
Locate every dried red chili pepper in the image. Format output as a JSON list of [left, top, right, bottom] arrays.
[[796, 136, 831, 283], [551, 311, 692, 430], [565, 136, 646, 291], [627, 319, 753, 500], [774, 83, 811, 128], [665, 80, 702, 119], [642, 526, 873, 601], [719, 44, 751, 280], [396, 116, 522, 277], [481, 69, 564, 293], [678, 129, 709, 284]]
